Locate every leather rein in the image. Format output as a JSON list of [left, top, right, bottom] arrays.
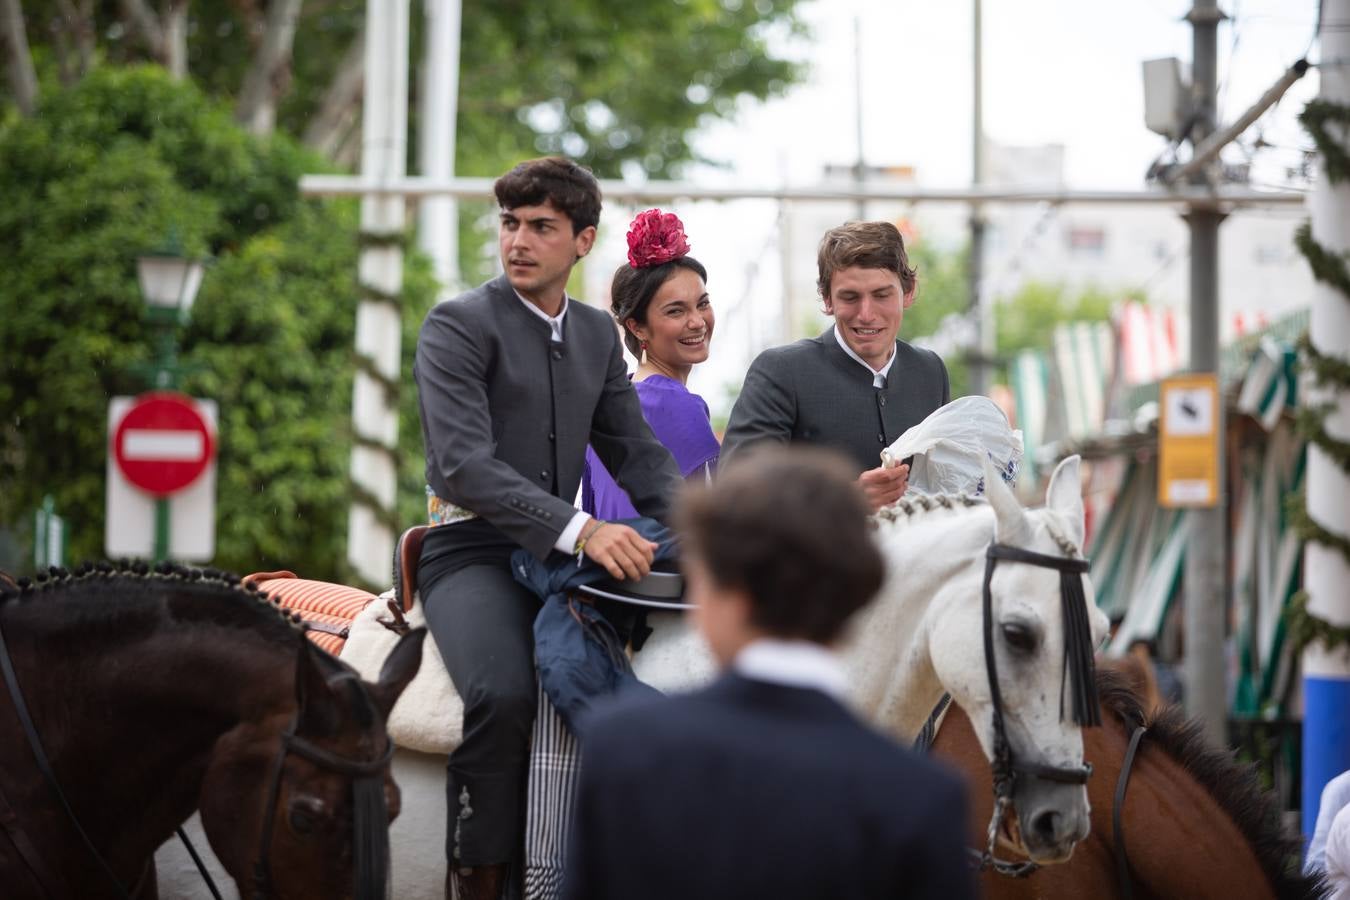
[[969, 541, 1101, 879], [0, 611, 390, 900]]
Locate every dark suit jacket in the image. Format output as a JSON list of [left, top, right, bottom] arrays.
[[722, 327, 950, 476], [414, 275, 682, 560], [563, 673, 975, 900]]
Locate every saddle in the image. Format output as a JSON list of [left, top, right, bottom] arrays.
[[256, 524, 694, 755]]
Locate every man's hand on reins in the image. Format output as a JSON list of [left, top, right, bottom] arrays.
[[582, 523, 658, 580], [858, 463, 909, 512]]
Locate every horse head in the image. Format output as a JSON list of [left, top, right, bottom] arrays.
[[199, 627, 425, 900], [922, 455, 1109, 864]]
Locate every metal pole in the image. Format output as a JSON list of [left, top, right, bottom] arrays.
[[1182, 0, 1229, 747], [300, 175, 1305, 206], [154, 498, 171, 562], [1301, 0, 1350, 841], [853, 15, 866, 221], [418, 0, 462, 297], [969, 0, 990, 397]]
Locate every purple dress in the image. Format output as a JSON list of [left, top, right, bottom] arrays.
[[582, 375, 720, 519]]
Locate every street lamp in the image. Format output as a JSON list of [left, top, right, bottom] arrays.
[[137, 252, 205, 322], [136, 242, 206, 391], [134, 240, 208, 560]]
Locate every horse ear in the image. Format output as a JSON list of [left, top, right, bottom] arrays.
[[983, 455, 1029, 544], [367, 628, 427, 722], [1045, 455, 1086, 549], [294, 635, 341, 732]]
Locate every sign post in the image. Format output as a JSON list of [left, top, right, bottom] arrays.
[[107, 393, 218, 562], [34, 495, 64, 569], [1158, 374, 1221, 508]]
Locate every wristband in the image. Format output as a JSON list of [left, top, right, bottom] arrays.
[[574, 519, 606, 563]]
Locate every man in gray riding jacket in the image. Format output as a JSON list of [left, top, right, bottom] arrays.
[[413, 156, 682, 899]]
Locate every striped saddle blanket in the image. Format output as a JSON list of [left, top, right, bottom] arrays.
[[243, 571, 379, 656]]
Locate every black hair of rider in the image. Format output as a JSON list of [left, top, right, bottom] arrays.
[[493, 156, 602, 234], [610, 256, 709, 359]]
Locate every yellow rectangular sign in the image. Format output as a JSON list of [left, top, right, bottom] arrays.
[[1158, 373, 1220, 508]]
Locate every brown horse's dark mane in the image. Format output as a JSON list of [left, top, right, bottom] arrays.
[[1095, 667, 1324, 900], [0, 561, 306, 647]]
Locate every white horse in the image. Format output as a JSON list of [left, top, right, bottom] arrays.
[[156, 456, 1107, 898]]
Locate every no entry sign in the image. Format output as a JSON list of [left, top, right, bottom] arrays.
[[112, 392, 216, 497]]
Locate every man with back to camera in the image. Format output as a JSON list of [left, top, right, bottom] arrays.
[[413, 156, 683, 899], [722, 221, 950, 511], [562, 447, 975, 900]]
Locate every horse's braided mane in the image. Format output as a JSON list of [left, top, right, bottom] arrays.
[[1095, 667, 1324, 900], [0, 560, 307, 638], [873, 492, 983, 524], [873, 493, 1085, 561]]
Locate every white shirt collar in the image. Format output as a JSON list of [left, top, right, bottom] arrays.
[[832, 325, 896, 389], [514, 289, 568, 342], [733, 638, 848, 700]]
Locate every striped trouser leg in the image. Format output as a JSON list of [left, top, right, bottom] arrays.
[[523, 686, 581, 900]]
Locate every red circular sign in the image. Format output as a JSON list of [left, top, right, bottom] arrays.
[[113, 392, 216, 497]]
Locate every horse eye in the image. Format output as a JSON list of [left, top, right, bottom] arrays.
[[1001, 622, 1039, 654], [287, 797, 325, 836]]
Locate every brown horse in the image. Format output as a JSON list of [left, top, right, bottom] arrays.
[[932, 667, 1325, 900], [0, 563, 425, 899]]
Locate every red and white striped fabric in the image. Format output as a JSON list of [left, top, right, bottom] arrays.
[[1118, 302, 1185, 386], [244, 571, 378, 656]]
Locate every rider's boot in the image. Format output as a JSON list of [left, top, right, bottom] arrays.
[[447, 863, 506, 900]]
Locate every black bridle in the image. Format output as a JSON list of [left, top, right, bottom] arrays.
[[0, 612, 393, 900], [971, 541, 1102, 878], [253, 683, 396, 899]]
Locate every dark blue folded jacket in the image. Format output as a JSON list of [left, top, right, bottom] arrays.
[[511, 517, 677, 734]]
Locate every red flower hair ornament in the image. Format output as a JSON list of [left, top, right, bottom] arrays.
[[626, 208, 691, 268]]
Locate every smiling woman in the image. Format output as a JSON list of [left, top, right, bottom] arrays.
[[582, 209, 721, 520]]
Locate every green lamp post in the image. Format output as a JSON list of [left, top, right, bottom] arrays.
[[136, 243, 206, 391], [135, 241, 207, 560]]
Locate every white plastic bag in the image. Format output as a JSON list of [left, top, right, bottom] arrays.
[[880, 396, 1023, 496]]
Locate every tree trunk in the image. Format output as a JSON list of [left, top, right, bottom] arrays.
[[48, 14, 76, 85], [0, 0, 38, 115], [118, 0, 165, 61], [162, 0, 189, 79], [303, 27, 365, 157], [236, 0, 304, 135], [54, 0, 97, 77]]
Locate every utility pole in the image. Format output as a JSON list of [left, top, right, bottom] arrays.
[[347, 0, 410, 588], [418, 0, 462, 298], [1301, 0, 1350, 840], [1182, 0, 1228, 747], [968, 0, 991, 397]]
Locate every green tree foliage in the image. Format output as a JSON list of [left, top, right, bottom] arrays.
[[994, 281, 1118, 359], [903, 238, 971, 396], [900, 238, 1125, 398], [0, 68, 436, 577], [450, 0, 802, 177], [903, 239, 968, 341], [9, 0, 805, 178]]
